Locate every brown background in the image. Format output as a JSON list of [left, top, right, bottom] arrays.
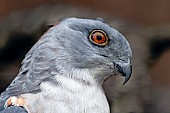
[[0, 0, 170, 113], [0, 0, 170, 25]]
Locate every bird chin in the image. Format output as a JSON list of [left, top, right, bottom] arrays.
[[103, 73, 115, 82], [103, 70, 121, 82]]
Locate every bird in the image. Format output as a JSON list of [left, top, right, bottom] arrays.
[[0, 17, 132, 113]]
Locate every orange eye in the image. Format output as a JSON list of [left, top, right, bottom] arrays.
[[89, 30, 108, 46]]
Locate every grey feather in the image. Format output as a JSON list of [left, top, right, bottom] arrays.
[[0, 106, 27, 113]]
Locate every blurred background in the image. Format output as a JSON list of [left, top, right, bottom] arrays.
[[0, 0, 170, 113]]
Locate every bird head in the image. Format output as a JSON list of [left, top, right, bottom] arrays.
[[41, 17, 132, 85]]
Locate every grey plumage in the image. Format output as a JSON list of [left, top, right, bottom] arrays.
[[0, 18, 132, 113], [0, 106, 27, 113]]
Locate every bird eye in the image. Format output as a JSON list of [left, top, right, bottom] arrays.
[[89, 30, 108, 46]]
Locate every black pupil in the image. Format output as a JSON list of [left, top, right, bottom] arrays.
[[96, 35, 102, 40]]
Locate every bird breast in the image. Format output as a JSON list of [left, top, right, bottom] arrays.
[[39, 75, 110, 113]]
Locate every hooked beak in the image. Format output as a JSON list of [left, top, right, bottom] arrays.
[[114, 62, 132, 85]]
